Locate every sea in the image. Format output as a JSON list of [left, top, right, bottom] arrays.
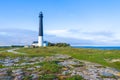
[[1, 45, 120, 50], [72, 46, 120, 50]]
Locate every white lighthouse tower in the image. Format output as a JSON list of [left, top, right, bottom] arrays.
[[38, 12, 43, 47]]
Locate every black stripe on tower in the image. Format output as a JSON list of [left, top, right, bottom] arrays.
[[39, 12, 43, 36]]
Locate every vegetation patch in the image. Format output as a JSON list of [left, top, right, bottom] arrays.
[[17, 47, 120, 69], [39, 74, 57, 80], [41, 61, 62, 74]]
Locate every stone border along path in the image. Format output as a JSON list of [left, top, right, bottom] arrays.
[[0, 48, 120, 80]]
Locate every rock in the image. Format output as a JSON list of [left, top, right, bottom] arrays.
[[20, 62, 28, 66], [4, 63, 14, 67], [29, 57, 38, 62], [13, 58, 20, 63], [115, 72, 120, 77], [55, 54, 71, 59], [27, 68, 35, 71], [4, 58, 14, 63], [0, 71, 7, 76], [62, 67, 69, 71], [0, 60, 4, 64], [14, 75, 23, 80], [35, 66, 41, 68], [0, 76, 13, 80], [38, 57, 44, 62], [0, 68, 9, 72], [12, 69, 23, 76], [100, 71, 115, 78], [0, 54, 120, 80], [111, 59, 120, 63], [62, 71, 69, 75], [71, 70, 77, 76], [12, 69, 22, 73], [14, 64, 19, 66], [31, 74, 39, 80]]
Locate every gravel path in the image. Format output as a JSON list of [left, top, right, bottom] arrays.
[[6, 48, 25, 54]]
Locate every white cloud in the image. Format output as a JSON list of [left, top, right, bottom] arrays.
[[0, 28, 120, 45], [45, 29, 68, 35], [0, 32, 8, 35], [45, 29, 120, 45]]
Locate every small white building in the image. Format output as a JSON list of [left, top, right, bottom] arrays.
[[32, 41, 48, 47], [32, 41, 39, 47]]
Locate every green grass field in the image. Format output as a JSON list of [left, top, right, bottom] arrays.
[[0, 47, 120, 80], [0, 47, 120, 69], [17, 47, 120, 69]]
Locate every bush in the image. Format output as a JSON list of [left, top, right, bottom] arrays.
[[48, 42, 70, 47]]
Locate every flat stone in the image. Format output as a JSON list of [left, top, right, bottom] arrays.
[[62, 67, 69, 71], [27, 68, 35, 71], [14, 75, 23, 80], [12, 69, 22, 73], [31, 74, 39, 79], [0, 76, 13, 80], [62, 71, 70, 75], [35, 66, 41, 68], [0, 71, 7, 76], [4, 63, 14, 67]]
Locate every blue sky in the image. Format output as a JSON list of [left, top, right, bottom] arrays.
[[0, 0, 120, 46]]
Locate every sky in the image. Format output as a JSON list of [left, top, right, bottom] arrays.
[[0, 0, 120, 46]]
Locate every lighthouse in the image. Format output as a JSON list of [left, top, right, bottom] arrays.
[[38, 12, 43, 47]]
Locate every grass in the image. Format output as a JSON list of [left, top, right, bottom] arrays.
[[0, 51, 25, 59], [0, 47, 11, 51], [0, 47, 120, 69], [16, 47, 57, 57], [41, 61, 62, 74], [39, 74, 58, 80], [1, 47, 120, 79], [16, 47, 120, 69]]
